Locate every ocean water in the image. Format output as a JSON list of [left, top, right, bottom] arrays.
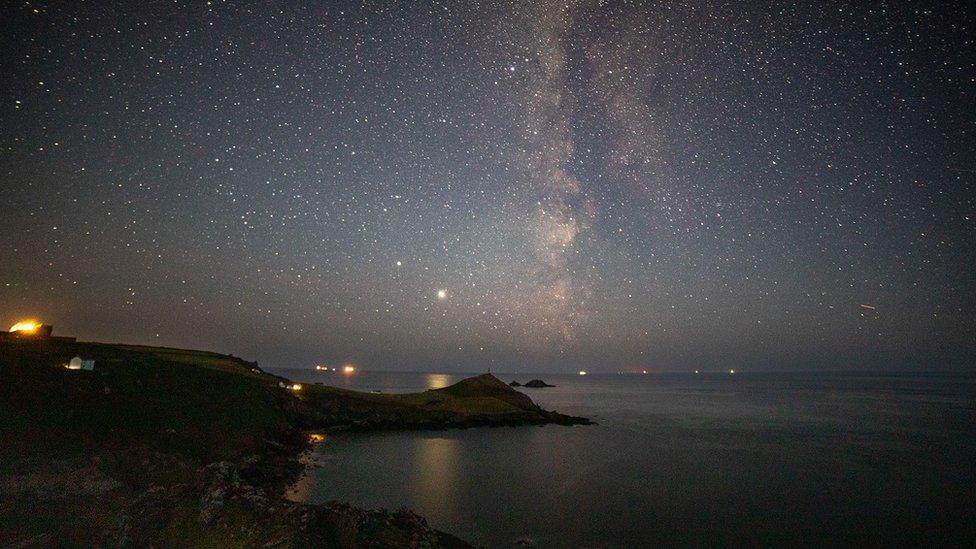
[[273, 370, 976, 547]]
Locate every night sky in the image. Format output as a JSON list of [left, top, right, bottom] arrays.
[[2, 1, 974, 372]]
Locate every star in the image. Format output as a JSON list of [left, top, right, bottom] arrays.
[[0, 0, 969, 374]]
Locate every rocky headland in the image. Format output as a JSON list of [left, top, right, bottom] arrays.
[[0, 339, 589, 547]]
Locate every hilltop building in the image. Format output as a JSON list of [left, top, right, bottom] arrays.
[[65, 356, 95, 370], [0, 321, 76, 343]]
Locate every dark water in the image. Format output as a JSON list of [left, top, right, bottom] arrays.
[[273, 369, 976, 547]]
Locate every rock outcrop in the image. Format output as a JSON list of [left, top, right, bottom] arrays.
[[523, 379, 555, 388]]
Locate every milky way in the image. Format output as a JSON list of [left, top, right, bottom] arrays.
[[1, 1, 973, 372]]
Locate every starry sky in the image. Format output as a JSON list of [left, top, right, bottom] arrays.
[[2, 1, 974, 372]]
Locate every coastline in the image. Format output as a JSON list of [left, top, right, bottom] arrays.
[[0, 339, 589, 546]]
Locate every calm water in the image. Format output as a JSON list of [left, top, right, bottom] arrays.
[[273, 369, 976, 547]]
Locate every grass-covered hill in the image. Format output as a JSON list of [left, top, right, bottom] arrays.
[[299, 372, 584, 431], [0, 338, 587, 546]]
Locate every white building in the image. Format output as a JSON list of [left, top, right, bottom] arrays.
[[65, 356, 95, 371]]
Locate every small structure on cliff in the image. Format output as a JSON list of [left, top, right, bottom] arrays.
[[0, 320, 76, 343], [65, 356, 95, 371]]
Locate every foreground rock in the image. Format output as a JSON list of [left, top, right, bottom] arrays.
[[0, 430, 470, 547], [98, 452, 471, 548]]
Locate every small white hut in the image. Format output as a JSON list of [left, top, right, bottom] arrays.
[[65, 356, 95, 371]]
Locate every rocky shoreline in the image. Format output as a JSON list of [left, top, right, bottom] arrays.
[[1, 340, 590, 547], [103, 406, 589, 546], [102, 442, 472, 548]]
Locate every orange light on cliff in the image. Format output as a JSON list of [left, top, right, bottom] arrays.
[[9, 320, 41, 333]]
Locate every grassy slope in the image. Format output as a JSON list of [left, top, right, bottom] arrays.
[[295, 373, 572, 430], [1, 340, 298, 543], [0, 339, 585, 545], [1, 340, 292, 473]]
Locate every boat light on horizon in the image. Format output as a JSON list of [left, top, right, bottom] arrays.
[[579, 370, 587, 376]]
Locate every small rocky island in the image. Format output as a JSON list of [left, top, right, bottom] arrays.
[[0, 338, 589, 547], [510, 379, 556, 388], [523, 379, 556, 388]]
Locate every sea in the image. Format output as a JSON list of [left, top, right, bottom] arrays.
[[270, 369, 976, 547]]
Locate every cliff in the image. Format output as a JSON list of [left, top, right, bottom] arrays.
[[0, 339, 588, 546]]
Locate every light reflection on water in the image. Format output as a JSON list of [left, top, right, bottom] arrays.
[[424, 373, 454, 390], [412, 436, 460, 511], [272, 368, 463, 393], [277, 371, 976, 547]]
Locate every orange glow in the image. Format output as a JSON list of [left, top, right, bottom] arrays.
[[342, 364, 356, 374], [578, 370, 587, 376], [308, 433, 326, 443], [9, 320, 41, 333], [291, 383, 302, 392]]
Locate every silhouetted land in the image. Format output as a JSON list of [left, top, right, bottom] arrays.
[[0, 339, 588, 546]]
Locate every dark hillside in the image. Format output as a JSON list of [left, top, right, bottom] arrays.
[[0, 339, 588, 546]]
